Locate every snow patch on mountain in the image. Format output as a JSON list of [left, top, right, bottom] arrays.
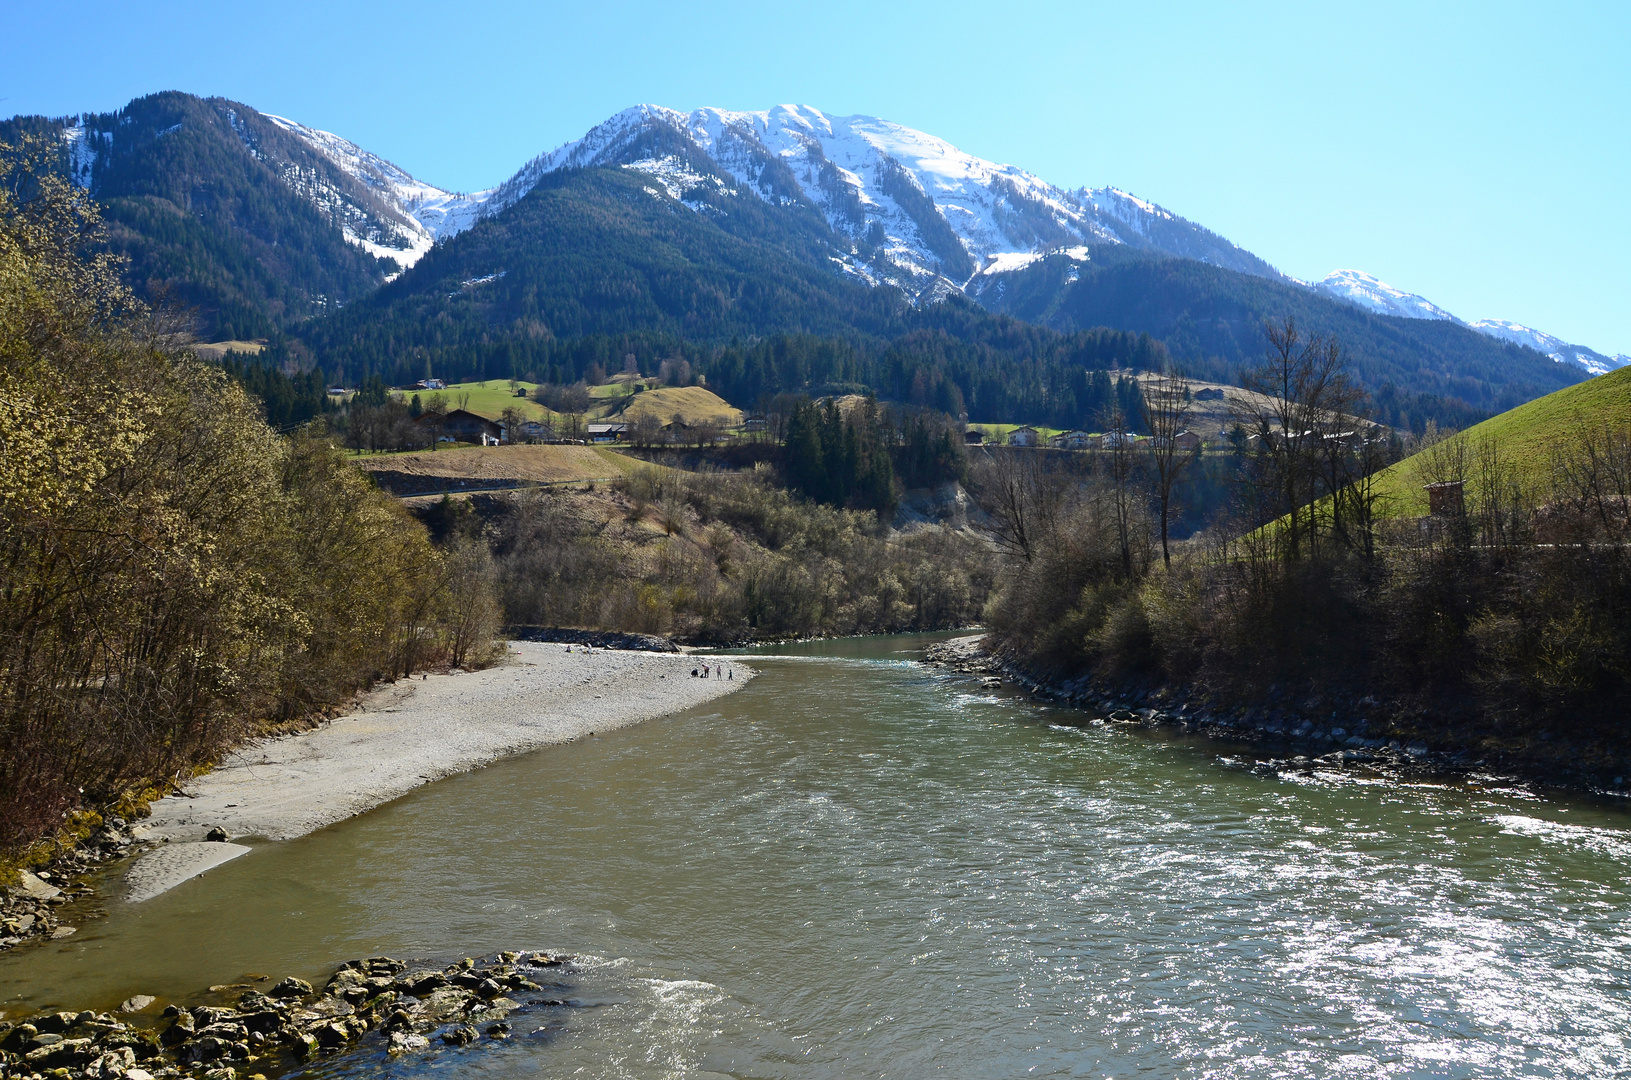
[[622, 157, 732, 204], [61, 119, 106, 189], [975, 245, 1091, 277], [1314, 270, 1460, 322], [263, 114, 493, 269], [1469, 320, 1629, 377]]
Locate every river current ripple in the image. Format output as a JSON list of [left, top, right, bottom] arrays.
[[4, 634, 1629, 1078]]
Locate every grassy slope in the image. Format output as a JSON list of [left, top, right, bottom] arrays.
[[609, 386, 742, 425], [393, 380, 741, 427], [396, 380, 550, 421], [1371, 365, 1631, 516]]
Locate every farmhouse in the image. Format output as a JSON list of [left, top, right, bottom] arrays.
[[1050, 430, 1094, 450], [1008, 426, 1041, 447], [418, 408, 501, 444]]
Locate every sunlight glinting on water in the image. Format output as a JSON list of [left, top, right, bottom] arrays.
[[1, 634, 1627, 1078]]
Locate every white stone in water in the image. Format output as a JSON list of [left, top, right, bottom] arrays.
[[388, 1032, 430, 1053], [16, 871, 60, 901], [119, 995, 156, 1013]]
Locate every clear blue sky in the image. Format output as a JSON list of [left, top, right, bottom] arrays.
[[5, 0, 1627, 353]]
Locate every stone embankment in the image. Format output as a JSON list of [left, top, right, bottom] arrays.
[[1, 818, 144, 952], [924, 635, 1474, 784], [0, 952, 574, 1080]]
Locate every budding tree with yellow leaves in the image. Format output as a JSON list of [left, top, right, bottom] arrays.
[[0, 139, 498, 854]]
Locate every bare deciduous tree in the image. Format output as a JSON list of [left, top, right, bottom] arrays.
[[971, 448, 1067, 562], [1140, 372, 1198, 569], [1236, 318, 1362, 562], [1101, 402, 1139, 576]]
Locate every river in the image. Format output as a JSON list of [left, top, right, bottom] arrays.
[[3, 634, 1629, 1078]]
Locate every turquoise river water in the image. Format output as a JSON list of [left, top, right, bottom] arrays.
[[2, 633, 1629, 1078]]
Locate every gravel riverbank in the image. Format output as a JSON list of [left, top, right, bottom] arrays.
[[124, 642, 750, 901]]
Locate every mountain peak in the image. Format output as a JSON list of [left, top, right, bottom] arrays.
[[1315, 269, 1461, 322]]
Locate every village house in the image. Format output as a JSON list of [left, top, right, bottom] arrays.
[[964, 428, 985, 444], [1008, 426, 1042, 447], [586, 422, 628, 443], [511, 419, 554, 443], [418, 408, 501, 444], [1050, 430, 1094, 450]]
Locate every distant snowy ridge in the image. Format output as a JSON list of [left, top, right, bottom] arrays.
[[1314, 269, 1460, 322], [52, 97, 1623, 371], [1468, 320, 1629, 377], [1312, 268, 1625, 377], [474, 103, 1283, 295]]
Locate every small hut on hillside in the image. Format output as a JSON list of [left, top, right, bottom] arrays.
[[1425, 480, 1465, 517]]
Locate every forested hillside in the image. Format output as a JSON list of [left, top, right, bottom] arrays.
[[974, 248, 1580, 430], [2, 91, 1589, 434], [301, 162, 909, 381], [0, 92, 398, 339]]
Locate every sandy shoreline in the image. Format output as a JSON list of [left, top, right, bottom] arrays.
[[126, 642, 750, 901]]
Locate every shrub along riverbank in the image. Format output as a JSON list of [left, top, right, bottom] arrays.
[[976, 325, 1631, 787], [430, 463, 993, 644], [0, 140, 503, 870]]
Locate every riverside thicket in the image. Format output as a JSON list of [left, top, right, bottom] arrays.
[[980, 321, 1631, 778], [0, 141, 500, 858]]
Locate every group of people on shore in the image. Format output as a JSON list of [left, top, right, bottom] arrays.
[[561, 643, 731, 681]]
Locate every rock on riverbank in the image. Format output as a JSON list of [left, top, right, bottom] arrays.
[[1, 814, 144, 952], [0, 952, 575, 1080]]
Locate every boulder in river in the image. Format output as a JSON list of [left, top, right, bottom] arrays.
[[441, 1024, 478, 1046], [268, 976, 313, 999], [118, 995, 157, 1013]]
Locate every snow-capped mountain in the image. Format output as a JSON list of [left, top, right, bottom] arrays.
[[45, 94, 1621, 377], [273, 103, 1280, 294], [1314, 269, 1460, 321], [1468, 320, 1629, 377], [477, 104, 1281, 292]]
